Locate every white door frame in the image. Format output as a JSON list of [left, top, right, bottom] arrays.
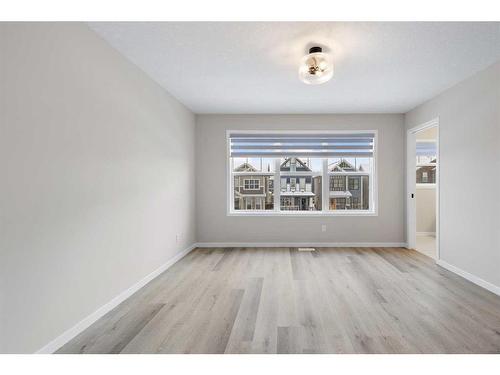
[[406, 118, 440, 260]]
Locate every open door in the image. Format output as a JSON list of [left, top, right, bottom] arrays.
[[407, 131, 417, 250], [407, 118, 440, 260]]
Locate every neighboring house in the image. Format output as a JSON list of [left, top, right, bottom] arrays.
[[233, 162, 274, 210], [279, 158, 322, 211], [234, 157, 369, 211], [416, 158, 436, 184], [233, 158, 321, 211], [328, 160, 369, 210]]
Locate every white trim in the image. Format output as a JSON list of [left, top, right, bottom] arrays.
[[227, 129, 377, 135], [196, 242, 407, 248], [436, 260, 500, 297], [273, 159, 280, 210], [417, 231, 436, 236], [416, 183, 436, 189], [227, 210, 377, 217], [321, 159, 329, 211], [35, 243, 197, 354], [226, 129, 378, 217]]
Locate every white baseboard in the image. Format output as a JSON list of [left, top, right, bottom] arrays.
[[417, 232, 436, 236], [195, 242, 407, 248], [36, 243, 196, 354], [436, 259, 500, 297]]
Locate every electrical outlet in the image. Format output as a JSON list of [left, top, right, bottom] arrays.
[[321, 224, 327, 232], [176, 234, 179, 243]]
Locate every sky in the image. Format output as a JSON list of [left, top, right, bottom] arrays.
[[232, 157, 372, 172]]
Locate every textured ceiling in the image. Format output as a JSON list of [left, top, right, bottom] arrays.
[[89, 22, 500, 114]]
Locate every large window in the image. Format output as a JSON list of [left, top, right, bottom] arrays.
[[228, 131, 376, 215]]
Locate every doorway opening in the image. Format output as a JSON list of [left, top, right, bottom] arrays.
[[407, 119, 439, 260]]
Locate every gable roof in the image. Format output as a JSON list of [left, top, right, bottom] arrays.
[[328, 159, 356, 172], [234, 162, 258, 172], [280, 157, 312, 172], [416, 158, 437, 172]]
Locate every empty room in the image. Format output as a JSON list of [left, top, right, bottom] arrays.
[[2, 2, 500, 371]]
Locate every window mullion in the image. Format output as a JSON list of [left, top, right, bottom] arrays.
[[274, 158, 280, 212], [322, 158, 329, 212]]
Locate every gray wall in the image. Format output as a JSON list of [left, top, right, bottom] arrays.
[[195, 114, 405, 244], [405, 60, 500, 288], [0, 23, 196, 353]]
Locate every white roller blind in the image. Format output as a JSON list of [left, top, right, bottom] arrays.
[[229, 132, 375, 158]]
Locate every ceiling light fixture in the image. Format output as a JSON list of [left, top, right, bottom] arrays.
[[299, 46, 334, 85]]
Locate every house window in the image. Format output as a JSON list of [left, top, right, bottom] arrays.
[[228, 131, 376, 215], [243, 179, 260, 190], [331, 176, 345, 191], [348, 177, 360, 190]]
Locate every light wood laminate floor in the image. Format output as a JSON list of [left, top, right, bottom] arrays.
[[58, 247, 500, 354], [416, 234, 437, 259]]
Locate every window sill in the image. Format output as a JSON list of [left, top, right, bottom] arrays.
[[227, 210, 378, 217]]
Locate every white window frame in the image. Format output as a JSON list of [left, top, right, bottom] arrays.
[[243, 178, 260, 190], [227, 129, 378, 216]]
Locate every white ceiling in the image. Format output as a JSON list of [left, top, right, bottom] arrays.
[[89, 22, 500, 114]]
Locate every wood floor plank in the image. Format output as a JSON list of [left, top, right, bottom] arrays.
[[189, 288, 244, 354], [57, 247, 500, 354], [277, 327, 302, 354], [57, 303, 164, 354], [225, 277, 263, 353]]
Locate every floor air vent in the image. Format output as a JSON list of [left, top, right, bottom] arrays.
[[298, 247, 316, 251]]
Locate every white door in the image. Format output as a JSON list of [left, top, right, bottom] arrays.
[[407, 130, 417, 250]]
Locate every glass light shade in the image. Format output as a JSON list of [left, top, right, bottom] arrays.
[[298, 51, 334, 85]]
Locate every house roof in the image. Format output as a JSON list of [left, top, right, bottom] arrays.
[[330, 191, 353, 198], [280, 157, 312, 172], [234, 162, 257, 172], [328, 159, 357, 172], [416, 165, 436, 171]]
